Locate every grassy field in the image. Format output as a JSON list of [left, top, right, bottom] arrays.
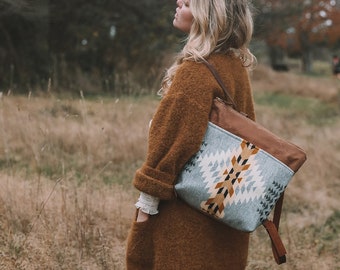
[[0, 65, 339, 269]]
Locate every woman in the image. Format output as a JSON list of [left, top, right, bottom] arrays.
[[126, 0, 256, 269]]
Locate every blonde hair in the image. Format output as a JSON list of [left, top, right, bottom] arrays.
[[160, 0, 255, 94]]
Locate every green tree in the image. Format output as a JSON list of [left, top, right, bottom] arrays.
[[49, 0, 179, 94], [0, 0, 49, 91], [0, 0, 179, 94]]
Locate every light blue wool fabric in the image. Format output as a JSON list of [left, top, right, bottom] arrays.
[[175, 122, 294, 232]]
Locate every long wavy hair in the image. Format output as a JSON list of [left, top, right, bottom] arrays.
[[160, 0, 255, 95]]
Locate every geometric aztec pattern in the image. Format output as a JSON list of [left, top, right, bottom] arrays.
[[176, 122, 294, 232], [199, 140, 266, 219]]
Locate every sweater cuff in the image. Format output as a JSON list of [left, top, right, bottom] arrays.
[[133, 165, 177, 200]]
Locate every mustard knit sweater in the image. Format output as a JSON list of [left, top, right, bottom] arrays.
[[133, 53, 255, 200], [126, 53, 256, 270]]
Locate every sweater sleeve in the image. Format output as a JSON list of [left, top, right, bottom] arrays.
[[133, 61, 216, 200]]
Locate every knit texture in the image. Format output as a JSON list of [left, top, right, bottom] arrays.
[[126, 53, 255, 270]]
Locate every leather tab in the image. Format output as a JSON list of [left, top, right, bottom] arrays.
[[262, 219, 287, 264]]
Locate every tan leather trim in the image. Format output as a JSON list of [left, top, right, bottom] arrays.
[[210, 98, 307, 172]]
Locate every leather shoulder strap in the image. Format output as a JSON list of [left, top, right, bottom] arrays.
[[201, 59, 238, 110]]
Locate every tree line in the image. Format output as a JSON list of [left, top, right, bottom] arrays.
[[1, 0, 340, 95], [254, 0, 340, 72]]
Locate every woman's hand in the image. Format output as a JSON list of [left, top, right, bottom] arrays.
[[136, 209, 150, 222]]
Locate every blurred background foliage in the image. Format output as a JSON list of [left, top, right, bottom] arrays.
[[1, 0, 340, 95]]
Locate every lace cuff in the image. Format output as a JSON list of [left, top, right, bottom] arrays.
[[135, 192, 160, 215]]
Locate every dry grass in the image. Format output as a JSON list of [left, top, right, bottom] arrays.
[[249, 66, 340, 269], [0, 64, 340, 269], [0, 93, 157, 269], [252, 65, 339, 103], [0, 173, 134, 269]]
